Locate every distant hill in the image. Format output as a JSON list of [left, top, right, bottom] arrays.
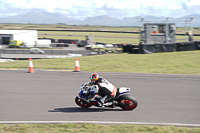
[[0, 11, 199, 27], [82, 15, 123, 26], [123, 14, 200, 27], [0, 11, 80, 24], [175, 14, 200, 27]]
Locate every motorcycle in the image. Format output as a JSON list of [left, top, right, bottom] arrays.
[[75, 82, 138, 110]]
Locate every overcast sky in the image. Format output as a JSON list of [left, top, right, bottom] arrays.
[[0, 0, 200, 20]]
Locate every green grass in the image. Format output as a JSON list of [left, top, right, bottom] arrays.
[[0, 123, 200, 133], [176, 35, 200, 42], [39, 31, 139, 37], [39, 30, 140, 44], [1, 51, 200, 75], [0, 24, 142, 31]]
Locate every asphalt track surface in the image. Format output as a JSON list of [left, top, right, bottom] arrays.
[[0, 70, 200, 125]]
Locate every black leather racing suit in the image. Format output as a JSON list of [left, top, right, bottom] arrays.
[[90, 77, 117, 103]]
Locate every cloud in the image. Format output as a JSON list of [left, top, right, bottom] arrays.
[[0, 0, 200, 19]]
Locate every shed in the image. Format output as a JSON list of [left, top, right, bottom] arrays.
[[0, 30, 38, 46]]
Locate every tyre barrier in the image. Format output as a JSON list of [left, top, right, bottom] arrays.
[[123, 44, 139, 54], [194, 41, 200, 50], [123, 41, 200, 54], [176, 42, 195, 51], [160, 43, 176, 52], [55, 43, 69, 47]]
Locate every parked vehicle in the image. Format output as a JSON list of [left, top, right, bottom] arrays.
[[85, 44, 94, 50], [96, 42, 114, 48], [85, 43, 114, 50], [91, 43, 105, 49], [104, 44, 114, 48], [30, 48, 45, 54], [75, 82, 138, 110], [8, 40, 23, 48]]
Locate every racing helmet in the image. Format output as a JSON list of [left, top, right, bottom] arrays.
[[90, 73, 99, 83]]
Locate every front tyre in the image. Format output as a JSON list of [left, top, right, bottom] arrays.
[[118, 94, 138, 110], [75, 96, 92, 108]]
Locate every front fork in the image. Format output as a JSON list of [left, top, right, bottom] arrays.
[[77, 95, 90, 103]]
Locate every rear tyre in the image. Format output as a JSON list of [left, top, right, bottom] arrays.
[[75, 96, 92, 108], [118, 94, 138, 110]]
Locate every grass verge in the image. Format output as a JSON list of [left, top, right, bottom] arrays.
[[0, 123, 200, 133], [38, 30, 140, 44], [0, 51, 200, 75]]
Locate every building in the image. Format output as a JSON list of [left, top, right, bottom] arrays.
[[0, 30, 38, 47]]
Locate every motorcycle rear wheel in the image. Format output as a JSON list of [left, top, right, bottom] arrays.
[[75, 96, 92, 108], [118, 94, 138, 110]]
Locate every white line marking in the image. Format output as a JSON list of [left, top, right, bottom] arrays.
[[46, 69, 73, 71], [0, 121, 200, 127]]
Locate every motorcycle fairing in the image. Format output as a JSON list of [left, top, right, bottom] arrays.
[[119, 87, 130, 95]]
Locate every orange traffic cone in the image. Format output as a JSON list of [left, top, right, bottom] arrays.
[[74, 58, 80, 72], [28, 58, 34, 73]]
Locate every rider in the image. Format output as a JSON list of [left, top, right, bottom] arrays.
[[88, 73, 117, 107]]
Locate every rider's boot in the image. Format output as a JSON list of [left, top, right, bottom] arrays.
[[98, 96, 118, 107], [98, 96, 107, 107], [103, 95, 118, 107]]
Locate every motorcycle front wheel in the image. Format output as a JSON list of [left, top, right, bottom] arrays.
[[75, 96, 92, 108], [118, 94, 138, 110]]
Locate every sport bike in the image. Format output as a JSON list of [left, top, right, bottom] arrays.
[[75, 82, 138, 110]]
